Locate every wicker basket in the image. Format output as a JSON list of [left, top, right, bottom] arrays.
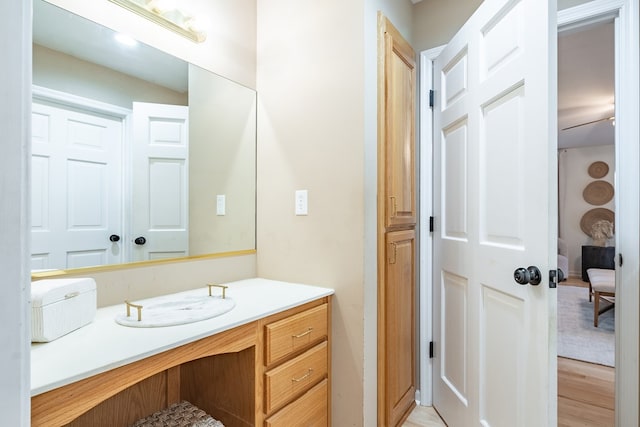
[[131, 401, 224, 427]]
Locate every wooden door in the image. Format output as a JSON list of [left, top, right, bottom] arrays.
[[432, 0, 556, 425], [131, 102, 189, 261], [378, 13, 417, 427], [385, 229, 416, 426], [31, 99, 123, 270], [381, 15, 416, 229]]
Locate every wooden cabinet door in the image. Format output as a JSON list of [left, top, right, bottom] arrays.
[[384, 229, 416, 426], [380, 16, 416, 229]]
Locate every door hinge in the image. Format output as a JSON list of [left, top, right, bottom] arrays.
[[619, 253, 623, 267], [429, 89, 434, 108], [429, 341, 434, 359], [429, 216, 434, 232]]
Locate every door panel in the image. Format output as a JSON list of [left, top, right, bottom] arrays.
[[31, 100, 123, 270], [378, 13, 417, 427], [383, 22, 416, 229], [132, 102, 189, 261], [433, 0, 556, 426], [386, 229, 416, 426]]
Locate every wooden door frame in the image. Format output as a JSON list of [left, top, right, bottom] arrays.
[[421, 2, 639, 425], [377, 12, 417, 426]]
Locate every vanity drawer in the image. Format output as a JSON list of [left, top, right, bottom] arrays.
[[265, 303, 328, 365], [265, 378, 328, 427], [264, 341, 328, 414]]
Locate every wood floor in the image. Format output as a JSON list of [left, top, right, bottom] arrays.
[[558, 357, 615, 426], [405, 357, 615, 427], [557, 277, 615, 426]]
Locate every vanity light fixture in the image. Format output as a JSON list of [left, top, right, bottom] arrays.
[[108, 0, 206, 43]]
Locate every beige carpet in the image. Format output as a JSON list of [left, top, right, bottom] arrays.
[[557, 285, 614, 367]]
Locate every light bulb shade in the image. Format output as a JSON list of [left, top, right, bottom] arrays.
[[109, 0, 206, 43]]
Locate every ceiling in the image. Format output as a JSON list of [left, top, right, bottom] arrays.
[[558, 20, 615, 149], [33, 0, 188, 93], [36, 0, 613, 149]]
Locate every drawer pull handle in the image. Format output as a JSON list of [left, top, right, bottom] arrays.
[[64, 291, 80, 299], [124, 300, 144, 321], [206, 283, 228, 299], [292, 328, 313, 339], [291, 369, 313, 383]]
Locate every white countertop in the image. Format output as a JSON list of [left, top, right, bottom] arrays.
[[31, 278, 334, 396]]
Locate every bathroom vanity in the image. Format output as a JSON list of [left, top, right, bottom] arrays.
[[31, 278, 333, 427]]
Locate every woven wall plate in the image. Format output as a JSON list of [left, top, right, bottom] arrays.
[[583, 180, 614, 205], [580, 208, 614, 236], [588, 161, 609, 178]]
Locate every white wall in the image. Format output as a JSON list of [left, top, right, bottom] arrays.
[[558, 145, 615, 276], [0, 1, 31, 424]]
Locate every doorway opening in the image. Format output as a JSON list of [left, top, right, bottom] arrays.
[[557, 18, 616, 426]]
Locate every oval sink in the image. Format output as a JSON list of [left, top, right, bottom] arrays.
[[115, 294, 235, 327]]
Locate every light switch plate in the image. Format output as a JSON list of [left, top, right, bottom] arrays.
[[216, 195, 226, 215], [295, 190, 308, 215]]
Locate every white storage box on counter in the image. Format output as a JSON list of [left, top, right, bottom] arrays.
[[31, 278, 97, 342]]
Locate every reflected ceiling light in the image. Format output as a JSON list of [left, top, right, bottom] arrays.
[[114, 33, 138, 47], [108, 0, 206, 43]]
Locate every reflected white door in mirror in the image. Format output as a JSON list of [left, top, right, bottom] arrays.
[[31, 87, 190, 271], [132, 102, 189, 263]]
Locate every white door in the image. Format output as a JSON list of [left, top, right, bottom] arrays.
[[31, 99, 123, 270], [132, 102, 189, 261], [432, 0, 557, 426]]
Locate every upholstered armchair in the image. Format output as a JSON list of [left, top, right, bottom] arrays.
[[557, 238, 569, 281]]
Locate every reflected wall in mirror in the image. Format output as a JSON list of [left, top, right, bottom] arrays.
[[31, 0, 256, 273]]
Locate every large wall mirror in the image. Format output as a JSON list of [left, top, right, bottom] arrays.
[[32, 0, 256, 275]]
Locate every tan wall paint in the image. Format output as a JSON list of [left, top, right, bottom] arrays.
[[256, 1, 366, 424], [256, 0, 413, 425], [412, 0, 482, 52], [188, 65, 257, 255], [55, 253, 257, 308], [558, 0, 594, 10], [33, 45, 188, 108], [412, 0, 593, 54]]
